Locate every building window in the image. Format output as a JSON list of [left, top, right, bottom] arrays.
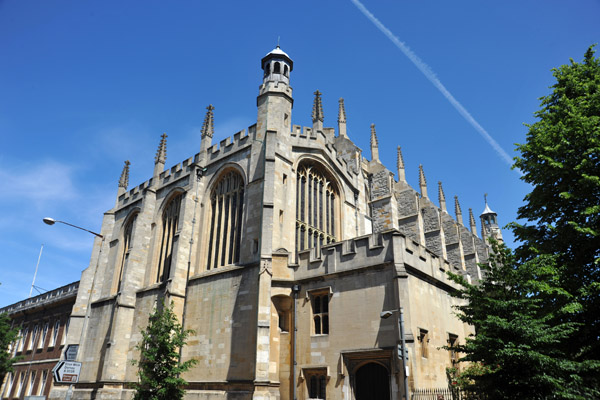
[[448, 333, 459, 365], [26, 371, 36, 396], [18, 327, 28, 352], [16, 371, 25, 397], [116, 213, 137, 292], [28, 325, 39, 351], [1, 372, 12, 398], [38, 370, 48, 395], [49, 320, 60, 347], [296, 161, 338, 253], [311, 292, 330, 335], [207, 170, 245, 270], [157, 192, 183, 282], [39, 322, 49, 349], [305, 369, 327, 400], [62, 318, 70, 346], [418, 329, 429, 358]]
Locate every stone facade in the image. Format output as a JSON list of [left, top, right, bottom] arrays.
[[44, 46, 499, 400]]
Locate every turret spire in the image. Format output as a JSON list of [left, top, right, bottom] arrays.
[[312, 90, 324, 133], [117, 160, 130, 204], [454, 195, 463, 225], [419, 165, 428, 198], [154, 133, 167, 176], [338, 98, 347, 137], [118, 160, 130, 190], [469, 208, 478, 237], [397, 146, 406, 183], [201, 104, 215, 139], [370, 124, 379, 162], [438, 181, 447, 212]]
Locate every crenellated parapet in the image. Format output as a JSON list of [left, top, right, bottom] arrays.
[[293, 230, 465, 286]]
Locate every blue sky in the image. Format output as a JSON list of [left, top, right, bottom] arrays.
[[1, 0, 598, 307]]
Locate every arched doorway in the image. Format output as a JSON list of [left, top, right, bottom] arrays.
[[354, 362, 390, 400]]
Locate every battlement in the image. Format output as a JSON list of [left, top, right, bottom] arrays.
[[0, 281, 79, 315], [206, 125, 253, 162], [295, 230, 462, 286], [290, 124, 358, 177]]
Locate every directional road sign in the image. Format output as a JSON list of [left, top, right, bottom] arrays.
[[52, 361, 82, 383]]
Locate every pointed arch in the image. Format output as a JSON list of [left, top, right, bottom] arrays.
[[156, 190, 184, 283], [206, 168, 245, 270], [295, 158, 341, 254], [112, 209, 139, 294]]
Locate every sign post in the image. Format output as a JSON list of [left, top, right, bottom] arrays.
[[52, 361, 82, 383]]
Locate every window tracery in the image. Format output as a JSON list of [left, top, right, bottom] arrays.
[[156, 193, 183, 282], [296, 161, 338, 253], [115, 213, 136, 291], [207, 170, 244, 269]]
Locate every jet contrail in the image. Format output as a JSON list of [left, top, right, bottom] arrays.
[[350, 0, 520, 174]]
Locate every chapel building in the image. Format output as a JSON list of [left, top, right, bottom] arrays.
[[48, 46, 502, 400]]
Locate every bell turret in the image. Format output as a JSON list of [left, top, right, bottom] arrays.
[[480, 194, 503, 244], [260, 45, 293, 88]]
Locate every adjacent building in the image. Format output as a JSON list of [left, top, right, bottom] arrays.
[[1, 282, 78, 400], [41, 47, 503, 400]]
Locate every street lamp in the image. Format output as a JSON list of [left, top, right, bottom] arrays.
[[43, 217, 103, 238], [381, 307, 410, 400], [42, 217, 104, 400]]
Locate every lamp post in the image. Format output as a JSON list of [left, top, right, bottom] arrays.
[[43, 217, 103, 238], [43, 217, 103, 400], [381, 307, 409, 400]]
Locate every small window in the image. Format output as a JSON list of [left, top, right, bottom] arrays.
[[16, 371, 25, 397], [448, 334, 459, 365], [62, 319, 70, 346], [18, 327, 28, 352], [311, 292, 330, 335], [38, 370, 48, 395], [50, 320, 60, 347], [305, 369, 327, 399], [39, 322, 49, 349], [418, 329, 429, 358], [28, 325, 39, 351], [274, 62, 281, 74], [284, 65, 289, 77], [26, 371, 36, 396], [1, 372, 13, 398]]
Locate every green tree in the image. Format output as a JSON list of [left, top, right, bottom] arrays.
[[512, 45, 600, 393], [447, 242, 583, 399], [132, 300, 197, 400], [0, 312, 20, 384]]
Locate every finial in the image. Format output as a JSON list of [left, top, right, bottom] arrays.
[[155, 133, 167, 165], [338, 98, 346, 124], [312, 90, 324, 123], [201, 104, 215, 138], [277, 36, 280, 48], [118, 160, 130, 189], [338, 98, 347, 137], [454, 196, 463, 225], [484, 193, 488, 205], [419, 165, 428, 198], [438, 181, 447, 212], [469, 208, 478, 236], [397, 146, 406, 183], [370, 124, 379, 161]]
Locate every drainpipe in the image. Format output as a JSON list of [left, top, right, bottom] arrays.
[[292, 284, 300, 400]]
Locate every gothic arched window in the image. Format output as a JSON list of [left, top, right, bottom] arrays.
[[156, 192, 183, 283], [296, 161, 338, 253], [114, 213, 137, 293], [207, 170, 244, 270]]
